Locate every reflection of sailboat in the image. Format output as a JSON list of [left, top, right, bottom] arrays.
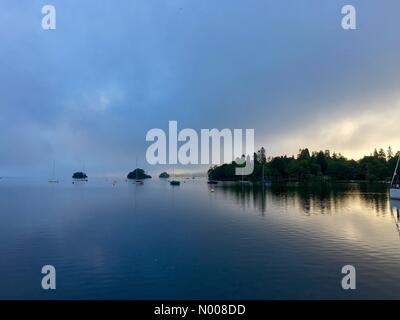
[[390, 199, 400, 238], [48, 160, 59, 183], [390, 199, 400, 210], [390, 156, 400, 199]]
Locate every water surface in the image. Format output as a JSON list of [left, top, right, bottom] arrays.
[[0, 178, 399, 299]]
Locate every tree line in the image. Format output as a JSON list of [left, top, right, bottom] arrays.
[[208, 147, 399, 182]]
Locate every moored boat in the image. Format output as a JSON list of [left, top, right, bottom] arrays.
[[391, 189, 400, 200], [260, 179, 272, 185], [169, 166, 180, 186], [207, 180, 218, 185], [134, 158, 145, 185], [260, 164, 271, 185]]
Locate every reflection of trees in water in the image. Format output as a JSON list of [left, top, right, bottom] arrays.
[[217, 183, 268, 215], [216, 182, 389, 216], [390, 201, 400, 238], [358, 183, 390, 215]]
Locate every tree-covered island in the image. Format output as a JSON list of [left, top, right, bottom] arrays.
[[208, 147, 399, 182], [127, 168, 152, 180], [72, 172, 88, 180], [159, 172, 170, 178]]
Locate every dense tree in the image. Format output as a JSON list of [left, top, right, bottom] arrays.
[[298, 148, 311, 160], [257, 147, 267, 164], [388, 146, 393, 159], [378, 148, 386, 160], [207, 147, 399, 182], [315, 151, 328, 175]]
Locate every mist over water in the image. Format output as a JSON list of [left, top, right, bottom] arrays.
[[0, 178, 399, 299]]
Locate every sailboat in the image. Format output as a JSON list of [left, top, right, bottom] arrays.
[[390, 155, 400, 199], [260, 163, 272, 185], [169, 166, 180, 186], [48, 160, 59, 183], [135, 158, 144, 185], [238, 165, 249, 186]]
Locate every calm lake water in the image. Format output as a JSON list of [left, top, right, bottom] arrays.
[[0, 178, 400, 299]]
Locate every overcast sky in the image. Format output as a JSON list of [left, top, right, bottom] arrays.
[[1, 0, 400, 177]]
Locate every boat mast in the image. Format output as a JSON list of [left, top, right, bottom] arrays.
[[52, 160, 56, 179], [262, 163, 264, 181], [391, 155, 400, 186]]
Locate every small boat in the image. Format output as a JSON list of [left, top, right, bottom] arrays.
[[136, 180, 144, 185], [207, 180, 218, 185], [261, 179, 272, 185], [260, 165, 271, 185], [390, 155, 400, 199], [391, 188, 400, 200]]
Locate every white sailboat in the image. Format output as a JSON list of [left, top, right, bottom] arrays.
[[48, 160, 59, 183], [390, 155, 400, 199]]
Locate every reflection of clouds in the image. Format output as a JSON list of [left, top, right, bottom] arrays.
[[216, 183, 389, 216], [213, 182, 400, 249]]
